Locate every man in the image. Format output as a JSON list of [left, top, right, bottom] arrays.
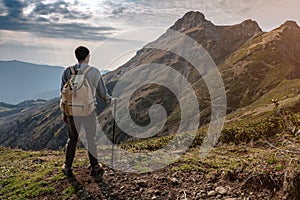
[[60, 46, 112, 177]]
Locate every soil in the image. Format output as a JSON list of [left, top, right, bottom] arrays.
[[35, 152, 299, 200]]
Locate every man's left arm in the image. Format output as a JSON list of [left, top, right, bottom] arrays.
[[94, 70, 112, 103]]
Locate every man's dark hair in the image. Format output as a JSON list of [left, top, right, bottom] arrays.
[[75, 46, 90, 62]]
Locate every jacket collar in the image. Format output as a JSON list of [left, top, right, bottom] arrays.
[[75, 63, 88, 71]]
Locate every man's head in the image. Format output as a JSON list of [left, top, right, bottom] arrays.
[[75, 46, 90, 63]]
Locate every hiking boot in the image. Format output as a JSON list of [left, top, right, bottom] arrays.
[[89, 164, 104, 177], [61, 164, 73, 177]]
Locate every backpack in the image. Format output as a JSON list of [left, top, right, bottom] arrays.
[[60, 65, 96, 117]]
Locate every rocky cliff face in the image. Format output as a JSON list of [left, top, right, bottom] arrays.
[[106, 12, 262, 83], [1, 12, 300, 150]]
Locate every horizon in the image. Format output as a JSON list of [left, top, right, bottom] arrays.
[[1, 0, 300, 70]]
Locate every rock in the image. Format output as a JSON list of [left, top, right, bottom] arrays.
[[32, 158, 45, 164], [224, 198, 238, 200], [201, 193, 207, 197], [199, 190, 206, 194], [216, 186, 227, 195], [207, 190, 217, 197], [153, 174, 159, 179], [170, 177, 179, 185], [216, 194, 222, 199], [136, 180, 148, 188]]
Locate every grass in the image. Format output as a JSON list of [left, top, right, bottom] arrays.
[[170, 142, 299, 183], [62, 185, 76, 199], [0, 149, 59, 199], [120, 114, 288, 153], [0, 112, 299, 199], [0, 147, 93, 200]]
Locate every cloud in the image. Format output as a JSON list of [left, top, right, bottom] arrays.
[[100, 0, 300, 31], [2, 0, 24, 19], [2, 0, 300, 68], [112, 6, 125, 15], [31, 0, 91, 20], [0, 0, 116, 41]]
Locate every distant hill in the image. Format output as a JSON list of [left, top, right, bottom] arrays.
[[0, 60, 64, 103], [0, 99, 47, 118], [101, 70, 110, 75], [0, 98, 66, 150]]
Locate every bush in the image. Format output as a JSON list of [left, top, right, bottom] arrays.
[[219, 117, 282, 144]]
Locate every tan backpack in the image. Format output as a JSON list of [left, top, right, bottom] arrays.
[[60, 65, 96, 117]]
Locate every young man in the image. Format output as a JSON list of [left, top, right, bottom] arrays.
[[60, 46, 112, 177]]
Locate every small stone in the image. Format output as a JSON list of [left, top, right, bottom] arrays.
[[170, 177, 179, 185], [225, 198, 237, 200], [32, 158, 45, 164], [199, 190, 206, 194], [201, 193, 207, 197], [216, 186, 227, 195], [216, 194, 222, 199], [206, 183, 213, 189], [207, 190, 217, 197], [108, 172, 114, 176], [136, 180, 148, 188], [153, 175, 159, 179]]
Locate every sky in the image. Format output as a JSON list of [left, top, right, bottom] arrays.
[[1, 0, 300, 70]]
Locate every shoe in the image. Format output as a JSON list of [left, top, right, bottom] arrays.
[[89, 164, 104, 177], [62, 164, 73, 177]]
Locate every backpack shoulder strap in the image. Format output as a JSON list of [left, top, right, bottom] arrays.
[[69, 66, 76, 75], [82, 65, 92, 76]]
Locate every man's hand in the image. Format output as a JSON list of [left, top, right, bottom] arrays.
[[62, 114, 69, 124]]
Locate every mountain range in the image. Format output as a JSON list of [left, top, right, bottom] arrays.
[[0, 60, 64, 103], [0, 11, 300, 150]]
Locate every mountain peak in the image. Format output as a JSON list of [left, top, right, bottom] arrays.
[[241, 19, 261, 28], [237, 19, 262, 33], [281, 20, 299, 28], [170, 11, 213, 31], [183, 11, 206, 21]]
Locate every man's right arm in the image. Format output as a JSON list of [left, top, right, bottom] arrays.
[[60, 69, 69, 123], [61, 69, 68, 92]]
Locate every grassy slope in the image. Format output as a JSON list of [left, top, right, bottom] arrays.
[[1, 113, 299, 199], [218, 25, 300, 122]]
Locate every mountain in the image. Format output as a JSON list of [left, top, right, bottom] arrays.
[[0, 98, 66, 150], [1, 11, 300, 150], [222, 20, 300, 119], [99, 13, 300, 139], [0, 99, 47, 118], [100, 12, 264, 141], [0, 60, 64, 104], [101, 69, 110, 75]]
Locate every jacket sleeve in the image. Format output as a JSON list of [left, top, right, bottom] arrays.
[[60, 69, 68, 92], [60, 69, 68, 115], [95, 70, 111, 102]]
